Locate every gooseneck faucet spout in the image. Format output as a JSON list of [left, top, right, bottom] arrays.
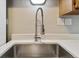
[[35, 7, 45, 41]]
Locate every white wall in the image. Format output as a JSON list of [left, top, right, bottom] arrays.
[[8, 0, 79, 38], [0, 0, 6, 46]]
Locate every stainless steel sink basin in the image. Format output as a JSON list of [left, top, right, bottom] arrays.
[[1, 44, 74, 58], [14, 44, 57, 58]]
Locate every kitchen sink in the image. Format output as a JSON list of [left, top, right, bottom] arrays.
[[1, 44, 74, 58]]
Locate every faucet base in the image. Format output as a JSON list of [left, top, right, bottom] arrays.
[[35, 37, 41, 42]]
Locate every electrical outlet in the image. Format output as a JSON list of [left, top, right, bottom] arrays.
[[57, 18, 65, 25], [65, 18, 72, 25]]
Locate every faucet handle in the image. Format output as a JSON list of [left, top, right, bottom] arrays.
[[37, 37, 41, 39]]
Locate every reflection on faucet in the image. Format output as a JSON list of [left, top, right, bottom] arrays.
[[35, 7, 45, 41]]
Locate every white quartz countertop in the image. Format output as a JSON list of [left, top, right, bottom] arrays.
[[0, 39, 79, 58]]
